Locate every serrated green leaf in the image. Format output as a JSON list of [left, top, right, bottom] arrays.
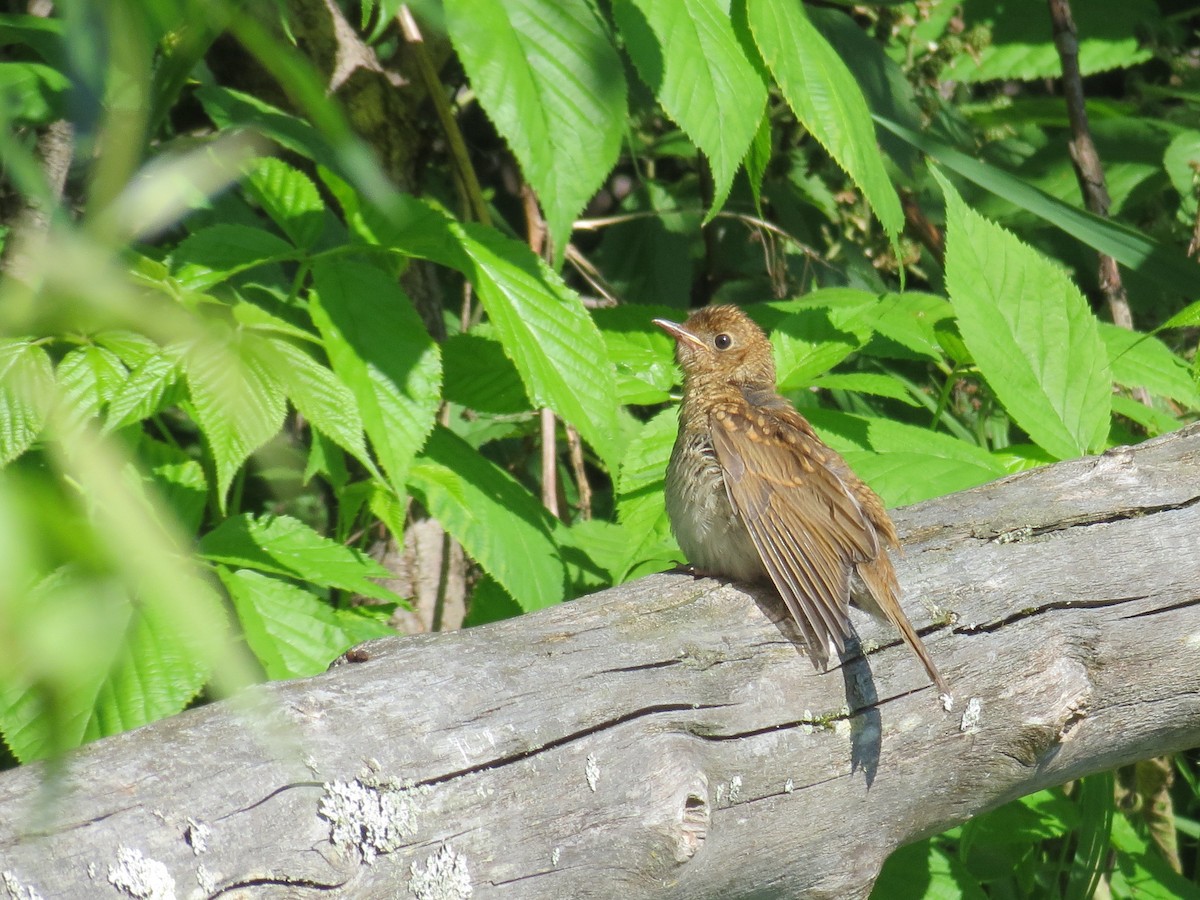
[[745, 111, 772, 211], [1159, 299, 1200, 332], [172, 224, 297, 290], [455, 224, 622, 468], [614, 408, 679, 579], [938, 170, 1111, 460], [1100, 324, 1200, 410], [183, 330, 288, 509], [308, 259, 440, 492], [614, 0, 766, 215], [747, 0, 903, 258], [0, 340, 54, 466], [104, 347, 183, 431], [218, 567, 392, 679], [409, 427, 564, 611], [200, 513, 401, 603], [249, 334, 374, 473], [54, 345, 128, 429], [243, 156, 326, 248], [93, 330, 161, 368], [446, 0, 626, 258]]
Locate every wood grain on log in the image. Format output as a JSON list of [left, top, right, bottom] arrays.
[[1, 424, 1198, 899]]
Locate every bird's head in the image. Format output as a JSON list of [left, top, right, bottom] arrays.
[[654, 305, 776, 389]]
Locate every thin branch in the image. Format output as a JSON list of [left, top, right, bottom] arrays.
[[565, 423, 592, 521], [1046, 2, 1137, 327], [519, 182, 561, 519], [398, 5, 489, 227]]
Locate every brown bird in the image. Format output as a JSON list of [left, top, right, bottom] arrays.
[[654, 305, 949, 696]]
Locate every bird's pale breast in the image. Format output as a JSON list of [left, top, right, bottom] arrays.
[[665, 426, 765, 583]]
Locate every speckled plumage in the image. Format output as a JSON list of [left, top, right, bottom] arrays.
[[655, 305, 948, 695]]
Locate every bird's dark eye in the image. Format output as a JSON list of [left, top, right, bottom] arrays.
[[714, 333, 732, 350]]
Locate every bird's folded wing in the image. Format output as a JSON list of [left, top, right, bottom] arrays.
[[709, 403, 880, 669]]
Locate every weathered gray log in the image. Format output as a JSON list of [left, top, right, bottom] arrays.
[[2, 424, 1199, 900]]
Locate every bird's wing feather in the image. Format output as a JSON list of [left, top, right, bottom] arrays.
[[709, 401, 882, 665]]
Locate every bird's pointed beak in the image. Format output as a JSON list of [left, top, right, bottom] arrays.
[[653, 318, 707, 352]]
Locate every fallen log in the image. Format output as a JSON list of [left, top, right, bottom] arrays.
[[1, 423, 1198, 899]]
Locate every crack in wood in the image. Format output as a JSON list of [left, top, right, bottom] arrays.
[[1121, 596, 1200, 620], [594, 659, 683, 675], [208, 874, 347, 896], [952, 595, 1150, 635], [413, 703, 730, 789], [987, 494, 1200, 544]]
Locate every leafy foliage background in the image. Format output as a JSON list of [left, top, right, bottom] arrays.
[[1, 0, 1199, 894]]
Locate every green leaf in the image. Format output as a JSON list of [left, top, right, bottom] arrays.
[[171, 224, 297, 290], [409, 427, 564, 611], [1163, 130, 1200, 207], [218, 567, 393, 679], [862, 293, 954, 361], [614, 0, 766, 214], [943, 0, 1156, 83], [308, 258, 441, 492], [249, 334, 375, 473], [1066, 773, 1115, 900], [1111, 394, 1181, 438], [0, 568, 215, 761], [445, 0, 626, 258], [771, 304, 869, 391], [874, 839, 987, 900], [808, 410, 1006, 506], [196, 85, 338, 170], [200, 513, 401, 604], [1159, 300, 1200, 331], [442, 332, 531, 415], [1108, 815, 1200, 900], [876, 116, 1200, 301], [243, 156, 326, 249], [94, 329, 161, 368], [0, 61, 69, 123], [104, 347, 183, 431], [455, 224, 622, 468], [0, 340, 54, 466], [614, 408, 680, 579], [745, 111, 772, 211], [183, 330, 289, 509], [1100, 324, 1200, 410], [593, 303, 681, 406], [136, 437, 209, 535], [746, 0, 904, 258], [811, 372, 920, 407], [462, 575, 524, 628], [54, 345, 128, 428], [938, 170, 1111, 460]]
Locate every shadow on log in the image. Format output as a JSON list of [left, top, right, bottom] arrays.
[[1, 424, 1199, 899]]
